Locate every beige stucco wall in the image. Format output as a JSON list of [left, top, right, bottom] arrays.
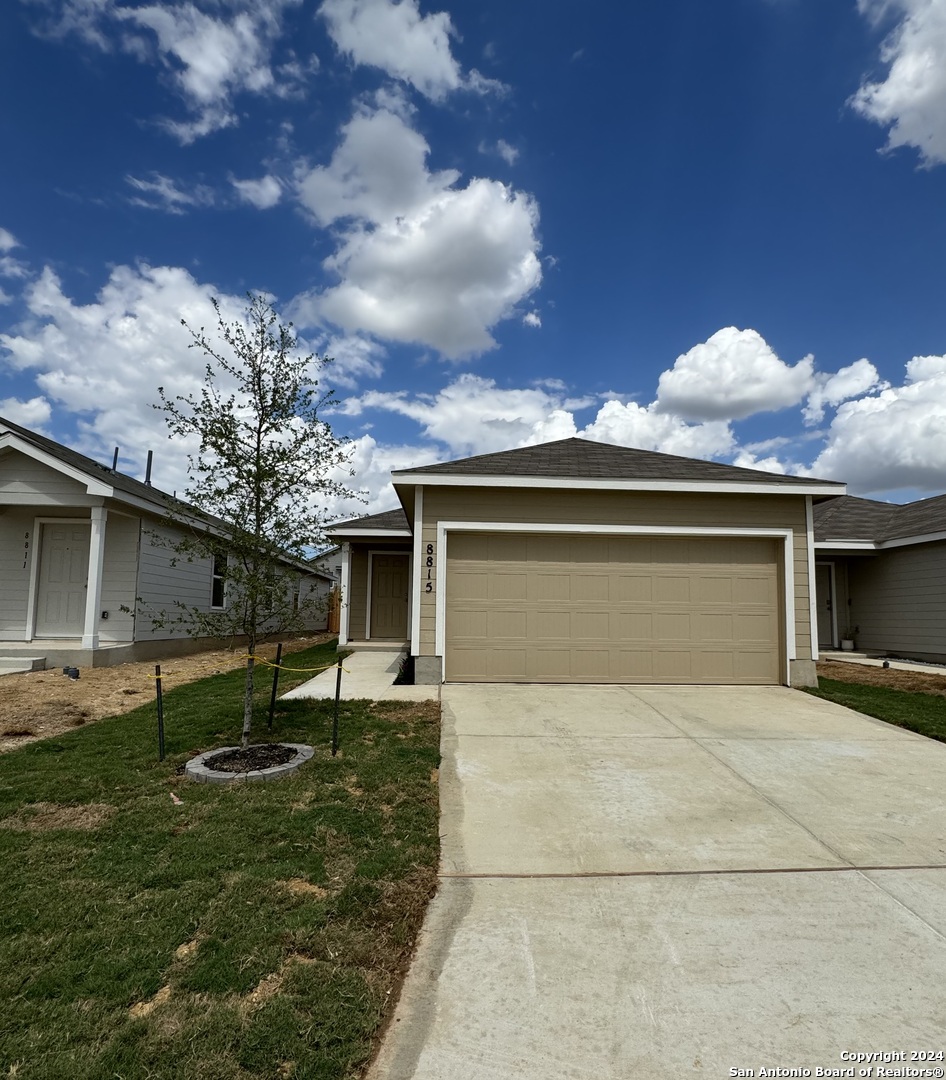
[[417, 487, 813, 671]]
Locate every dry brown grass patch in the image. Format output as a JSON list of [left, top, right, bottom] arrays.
[[817, 660, 946, 696], [173, 939, 200, 961], [280, 878, 329, 900], [129, 984, 172, 1019], [2, 801, 115, 831]]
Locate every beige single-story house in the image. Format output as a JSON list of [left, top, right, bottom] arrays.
[[329, 438, 846, 687], [814, 493, 946, 661], [0, 416, 334, 669]]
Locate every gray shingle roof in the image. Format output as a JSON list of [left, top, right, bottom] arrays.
[[392, 437, 839, 486], [814, 494, 946, 544], [329, 508, 409, 532], [884, 493, 946, 541]]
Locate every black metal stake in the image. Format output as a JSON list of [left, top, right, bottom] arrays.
[[331, 657, 342, 757], [268, 642, 283, 732], [155, 664, 165, 762]]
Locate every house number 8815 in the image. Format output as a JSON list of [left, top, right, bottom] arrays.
[[425, 543, 434, 592]]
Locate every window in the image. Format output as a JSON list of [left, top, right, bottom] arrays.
[[211, 552, 227, 609]]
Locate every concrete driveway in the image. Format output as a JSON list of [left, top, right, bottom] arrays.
[[370, 685, 946, 1079]]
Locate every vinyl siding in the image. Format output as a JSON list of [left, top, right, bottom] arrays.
[[419, 487, 811, 662], [849, 542, 946, 659], [99, 514, 140, 643], [0, 450, 94, 505], [135, 520, 217, 640], [0, 508, 40, 639]]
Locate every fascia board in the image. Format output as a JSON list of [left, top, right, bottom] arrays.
[[813, 540, 878, 551], [389, 471, 845, 497], [327, 528, 413, 539]]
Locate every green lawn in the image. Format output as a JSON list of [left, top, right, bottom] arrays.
[[0, 638, 440, 1080], [805, 677, 946, 743]]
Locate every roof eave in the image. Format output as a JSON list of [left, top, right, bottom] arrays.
[[391, 471, 846, 497]]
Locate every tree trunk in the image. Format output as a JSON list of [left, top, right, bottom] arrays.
[[242, 646, 255, 749]]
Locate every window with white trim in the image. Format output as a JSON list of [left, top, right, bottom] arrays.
[[210, 552, 227, 609]]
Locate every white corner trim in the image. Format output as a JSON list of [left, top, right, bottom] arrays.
[[26, 516, 90, 642], [82, 506, 108, 649], [410, 486, 423, 655], [392, 471, 844, 497], [806, 497, 818, 662], [338, 543, 351, 645], [433, 521, 797, 686]]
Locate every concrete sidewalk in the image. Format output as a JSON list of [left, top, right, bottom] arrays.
[[369, 684, 946, 1079], [281, 648, 438, 702]]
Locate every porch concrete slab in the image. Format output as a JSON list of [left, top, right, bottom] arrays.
[[821, 651, 946, 676], [372, 870, 946, 1080], [702, 736, 946, 866], [282, 649, 438, 702]]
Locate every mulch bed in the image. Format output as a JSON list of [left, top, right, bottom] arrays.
[[204, 744, 299, 773]]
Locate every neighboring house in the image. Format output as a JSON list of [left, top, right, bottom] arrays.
[[814, 493, 946, 661], [328, 438, 845, 687], [314, 544, 343, 584], [0, 416, 334, 668]]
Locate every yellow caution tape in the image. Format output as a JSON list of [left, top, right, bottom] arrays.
[[242, 655, 350, 674]]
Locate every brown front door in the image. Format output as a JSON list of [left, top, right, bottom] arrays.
[[369, 554, 409, 640]]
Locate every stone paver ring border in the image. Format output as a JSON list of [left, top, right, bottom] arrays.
[[185, 743, 314, 785]]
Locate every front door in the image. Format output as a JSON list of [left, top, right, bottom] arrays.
[[369, 554, 409, 640], [815, 563, 836, 648], [35, 523, 90, 637]]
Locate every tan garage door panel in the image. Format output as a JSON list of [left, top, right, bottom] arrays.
[[445, 534, 781, 684]]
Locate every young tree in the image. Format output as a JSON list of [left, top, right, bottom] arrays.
[[153, 294, 359, 747]]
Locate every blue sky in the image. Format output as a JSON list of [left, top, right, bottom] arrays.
[[2, 0, 946, 517]]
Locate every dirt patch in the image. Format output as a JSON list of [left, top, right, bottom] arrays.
[[0, 634, 332, 754], [174, 940, 200, 961], [2, 801, 115, 831], [129, 984, 172, 1019], [817, 660, 946, 697], [280, 878, 329, 900]]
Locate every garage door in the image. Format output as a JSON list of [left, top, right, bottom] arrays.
[[445, 533, 782, 684]]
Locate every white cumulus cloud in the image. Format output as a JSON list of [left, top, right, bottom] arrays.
[[811, 352, 946, 493], [852, 0, 946, 166], [803, 357, 887, 424], [656, 327, 814, 421], [0, 395, 53, 430], [319, 0, 500, 101], [294, 106, 542, 358], [31, 0, 308, 143]]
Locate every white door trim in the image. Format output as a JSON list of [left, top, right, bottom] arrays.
[[366, 550, 412, 641], [410, 485, 424, 655], [26, 517, 90, 641], [435, 522, 796, 687], [339, 543, 351, 645], [815, 560, 838, 649]]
